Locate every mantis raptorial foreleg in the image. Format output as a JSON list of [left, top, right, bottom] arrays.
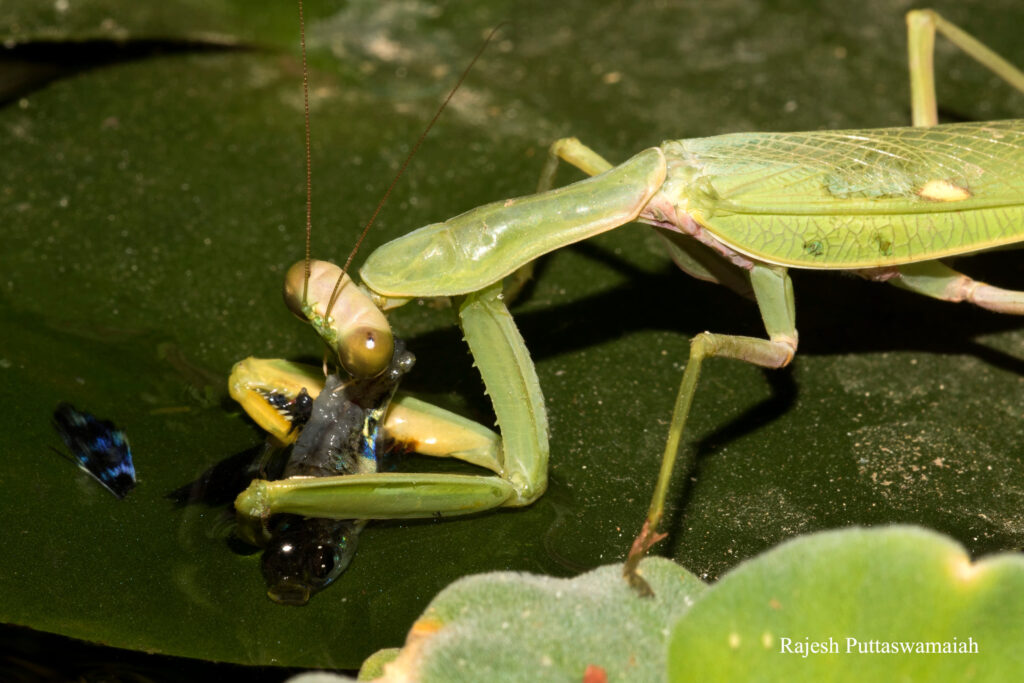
[[539, 138, 755, 299], [503, 139, 617, 301], [235, 282, 549, 523], [230, 357, 503, 470]]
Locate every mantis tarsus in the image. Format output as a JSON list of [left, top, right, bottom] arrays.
[[229, 9, 1024, 596]]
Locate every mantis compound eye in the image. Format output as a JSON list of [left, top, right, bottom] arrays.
[[282, 259, 394, 378], [339, 326, 394, 379], [282, 261, 311, 321]]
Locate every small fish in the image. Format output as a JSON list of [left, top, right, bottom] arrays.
[[52, 403, 136, 499]]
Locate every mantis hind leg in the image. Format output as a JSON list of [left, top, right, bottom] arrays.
[[906, 9, 1024, 127], [892, 261, 1024, 315], [624, 264, 799, 596]]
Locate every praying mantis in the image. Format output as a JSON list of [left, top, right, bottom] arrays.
[[229, 8, 1024, 597]]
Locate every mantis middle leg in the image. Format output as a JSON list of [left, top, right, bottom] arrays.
[[621, 264, 798, 595]]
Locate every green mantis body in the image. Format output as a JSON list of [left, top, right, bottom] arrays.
[[231, 10, 1024, 593]]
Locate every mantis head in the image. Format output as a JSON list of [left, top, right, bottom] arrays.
[[283, 259, 393, 379], [281, 18, 503, 382]]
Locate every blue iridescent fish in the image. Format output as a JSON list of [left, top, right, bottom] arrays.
[[52, 403, 136, 499]]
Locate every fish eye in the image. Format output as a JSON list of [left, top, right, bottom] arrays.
[[260, 518, 359, 604], [312, 546, 342, 581]]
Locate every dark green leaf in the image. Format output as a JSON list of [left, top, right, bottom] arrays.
[[1, 0, 1021, 669]]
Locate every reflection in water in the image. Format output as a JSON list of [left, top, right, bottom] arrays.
[[52, 402, 137, 499]]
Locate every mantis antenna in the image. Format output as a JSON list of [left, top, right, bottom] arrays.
[[298, 0, 313, 306], [293, 13, 508, 318]]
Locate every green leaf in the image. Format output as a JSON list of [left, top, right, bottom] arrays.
[[325, 527, 1022, 681], [363, 557, 703, 682], [669, 526, 1024, 680], [1, 0, 1022, 670], [357, 648, 400, 681]]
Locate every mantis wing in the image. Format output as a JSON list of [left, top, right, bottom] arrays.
[[670, 119, 1024, 269]]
